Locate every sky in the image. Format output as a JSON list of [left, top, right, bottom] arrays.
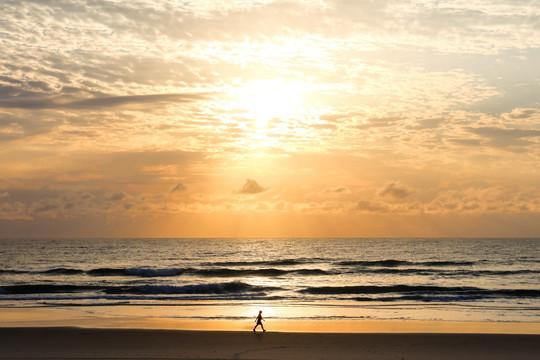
[[1, 0, 540, 238]]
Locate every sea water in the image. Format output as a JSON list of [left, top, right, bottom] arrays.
[[0, 238, 538, 324]]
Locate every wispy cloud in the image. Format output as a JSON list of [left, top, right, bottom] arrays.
[[0, 93, 209, 110], [467, 126, 540, 149]]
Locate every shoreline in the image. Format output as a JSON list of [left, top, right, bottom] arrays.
[[1, 307, 539, 334], [1, 327, 539, 359]]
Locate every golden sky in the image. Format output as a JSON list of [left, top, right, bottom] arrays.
[[1, 0, 540, 237]]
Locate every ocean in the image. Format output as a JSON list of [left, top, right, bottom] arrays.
[[0, 238, 539, 324]]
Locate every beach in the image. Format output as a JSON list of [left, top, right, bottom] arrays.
[[2, 307, 538, 359], [1, 308, 539, 360], [1, 238, 538, 358], [1, 327, 539, 360]]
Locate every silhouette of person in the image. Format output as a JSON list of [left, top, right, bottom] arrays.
[[253, 310, 266, 332]]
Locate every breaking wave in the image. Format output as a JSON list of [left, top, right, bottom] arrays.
[[0, 266, 330, 278], [0, 281, 279, 296], [336, 259, 479, 267], [300, 285, 540, 299]]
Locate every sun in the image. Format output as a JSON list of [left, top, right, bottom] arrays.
[[233, 79, 305, 126]]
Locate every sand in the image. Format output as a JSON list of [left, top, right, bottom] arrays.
[[0, 327, 539, 360], [2, 307, 540, 334]]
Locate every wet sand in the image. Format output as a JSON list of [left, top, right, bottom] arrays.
[[2, 307, 539, 334], [1, 327, 539, 360]]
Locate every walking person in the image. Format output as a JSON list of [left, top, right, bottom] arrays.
[[253, 310, 266, 332]]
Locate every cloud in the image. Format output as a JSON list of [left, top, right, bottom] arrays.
[[356, 200, 389, 213], [0, 201, 30, 220], [413, 118, 446, 130], [1, 0, 540, 238], [106, 191, 126, 201], [318, 186, 352, 197], [0, 188, 140, 220], [238, 179, 267, 194], [0, 93, 209, 110], [467, 126, 540, 149], [0, 113, 60, 142], [504, 108, 540, 120], [319, 113, 358, 122], [6, 0, 534, 56], [171, 182, 187, 193], [356, 117, 403, 130], [448, 138, 483, 147], [424, 186, 540, 215], [30, 198, 61, 214], [32, 150, 202, 188], [378, 182, 413, 199]]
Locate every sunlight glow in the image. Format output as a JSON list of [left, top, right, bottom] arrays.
[[233, 79, 306, 126]]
